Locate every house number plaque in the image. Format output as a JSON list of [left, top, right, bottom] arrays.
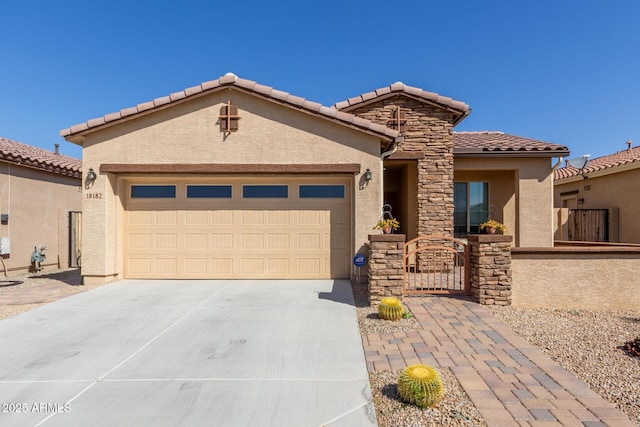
[[86, 192, 103, 199]]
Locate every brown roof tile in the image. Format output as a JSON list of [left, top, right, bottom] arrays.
[[554, 144, 640, 180], [0, 136, 81, 178], [453, 131, 569, 156], [61, 73, 399, 142], [334, 81, 470, 124]]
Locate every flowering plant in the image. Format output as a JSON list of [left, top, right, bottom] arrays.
[[480, 219, 507, 233], [373, 218, 400, 231]]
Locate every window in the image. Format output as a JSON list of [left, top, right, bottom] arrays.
[[187, 185, 232, 198], [131, 185, 176, 198], [242, 185, 288, 198], [454, 182, 489, 236], [299, 185, 345, 198]]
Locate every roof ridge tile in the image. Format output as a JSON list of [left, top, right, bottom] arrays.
[[61, 73, 399, 141]]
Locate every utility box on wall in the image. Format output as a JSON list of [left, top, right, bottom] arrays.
[[0, 237, 10, 256]]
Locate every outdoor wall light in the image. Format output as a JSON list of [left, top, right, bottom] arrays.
[[364, 168, 372, 182], [85, 167, 97, 189], [578, 198, 585, 204]]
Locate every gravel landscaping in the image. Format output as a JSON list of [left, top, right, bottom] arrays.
[[487, 306, 640, 425], [352, 282, 486, 426], [0, 268, 104, 320], [2, 273, 638, 425]]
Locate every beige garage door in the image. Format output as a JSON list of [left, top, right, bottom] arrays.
[[123, 177, 351, 279]]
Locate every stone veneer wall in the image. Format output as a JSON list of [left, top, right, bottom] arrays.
[[368, 234, 406, 306], [347, 96, 457, 237], [467, 235, 513, 305]]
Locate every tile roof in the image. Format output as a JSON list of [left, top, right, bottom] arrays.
[[333, 81, 470, 124], [554, 144, 640, 180], [453, 131, 570, 156], [0, 136, 82, 178], [61, 73, 399, 142]]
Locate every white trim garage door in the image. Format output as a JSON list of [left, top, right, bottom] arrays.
[[122, 176, 351, 279]]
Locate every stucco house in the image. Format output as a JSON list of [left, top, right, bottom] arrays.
[[61, 73, 568, 285], [554, 141, 640, 243], [0, 136, 82, 276]]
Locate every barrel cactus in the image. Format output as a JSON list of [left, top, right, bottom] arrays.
[[378, 297, 404, 321], [397, 364, 445, 408]]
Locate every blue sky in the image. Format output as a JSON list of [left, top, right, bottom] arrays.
[[2, 1, 638, 161]]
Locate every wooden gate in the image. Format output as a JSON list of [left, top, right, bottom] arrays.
[[403, 235, 469, 295], [568, 209, 608, 242], [69, 211, 82, 268]]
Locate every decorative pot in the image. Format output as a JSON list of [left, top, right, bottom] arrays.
[[383, 226, 392, 234], [487, 226, 497, 234]]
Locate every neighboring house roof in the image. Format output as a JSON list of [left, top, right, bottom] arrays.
[[554, 145, 640, 180], [333, 81, 470, 125], [453, 131, 570, 157], [61, 73, 399, 143], [0, 136, 81, 178]]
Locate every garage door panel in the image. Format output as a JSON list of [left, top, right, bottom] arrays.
[[128, 258, 152, 275], [184, 258, 208, 275], [155, 258, 178, 274], [211, 210, 233, 225], [185, 233, 207, 249], [241, 211, 264, 225], [156, 211, 178, 225], [211, 258, 234, 275], [124, 178, 351, 279], [241, 259, 264, 274], [241, 234, 264, 250], [156, 234, 178, 250], [129, 233, 152, 249], [211, 233, 233, 249], [267, 234, 290, 249], [267, 211, 290, 224], [268, 258, 290, 275], [185, 211, 208, 225], [298, 233, 321, 250]]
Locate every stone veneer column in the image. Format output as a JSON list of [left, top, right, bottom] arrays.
[[368, 234, 406, 307], [417, 145, 454, 237], [467, 235, 513, 305], [347, 97, 456, 238]]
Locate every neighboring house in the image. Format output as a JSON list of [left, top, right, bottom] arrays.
[[60, 73, 568, 284], [554, 141, 640, 243], [0, 136, 82, 276]]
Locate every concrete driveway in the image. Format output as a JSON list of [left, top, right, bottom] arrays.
[[0, 280, 375, 427]]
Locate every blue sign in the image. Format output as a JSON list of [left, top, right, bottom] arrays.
[[353, 254, 367, 267]]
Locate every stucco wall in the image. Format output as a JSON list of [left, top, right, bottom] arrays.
[[455, 157, 555, 247], [0, 163, 81, 275], [512, 248, 640, 310], [554, 166, 640, 243], [78, 89, 383, 283]]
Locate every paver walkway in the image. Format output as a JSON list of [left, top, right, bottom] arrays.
[[362, 296, 637, 427]]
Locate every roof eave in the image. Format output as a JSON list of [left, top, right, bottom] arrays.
[[555, 159, 640, 184], [61, 84, 397, 144], [337, 92, 470, 125], [454, 148, 571, 158]]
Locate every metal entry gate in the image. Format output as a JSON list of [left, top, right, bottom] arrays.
[[403, 235, 469, 295]]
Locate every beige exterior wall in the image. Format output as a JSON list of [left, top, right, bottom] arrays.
[[554, 165, 640, 243], [512, 251, 640, 310], [0, 163, 81, 275], [455, 157, 555, 247], [77, 89, 383, 284]]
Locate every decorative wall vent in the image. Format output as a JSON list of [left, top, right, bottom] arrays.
[[220, 100, 241, 134], [389, 106, 407, 132]]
